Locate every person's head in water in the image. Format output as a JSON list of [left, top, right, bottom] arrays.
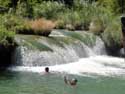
[[64, 76, 77, 86], [70, 78, 77, 85], [45, 67, 49, 73]]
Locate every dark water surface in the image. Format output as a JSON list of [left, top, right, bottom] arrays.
[[0, 71, 125, 94]]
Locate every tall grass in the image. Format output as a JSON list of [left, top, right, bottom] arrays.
[[17, 18, 56, 36], [33, 1, 65, 19], [27, 18, 56, 34], [1, 0, 115, 32], [56, 0, 114, 31], [56, 10, 83, 30]]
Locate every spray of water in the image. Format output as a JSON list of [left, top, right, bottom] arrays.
[[12, 32, 124, 77], [10, 56, 125, 77]]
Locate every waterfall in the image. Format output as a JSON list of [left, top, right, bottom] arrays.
[[13, 40, 94, 66], [92, 37, 107, 55], [10, 30, 125, 77], [12, 30, 107, 66]]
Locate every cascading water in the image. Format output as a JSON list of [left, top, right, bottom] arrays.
[[13, 30, 101, 66], [92, 37, 107, 55], [11, 56, 125, 76], [11, 30, 125, 77]]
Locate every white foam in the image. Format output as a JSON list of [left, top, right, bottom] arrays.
[[10, 56, 125, 76]]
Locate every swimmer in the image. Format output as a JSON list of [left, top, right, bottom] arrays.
[[64, 76, 77, 86], [45, 67, 49, 73]]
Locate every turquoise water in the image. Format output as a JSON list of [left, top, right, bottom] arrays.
[[0, 71, 125, 94]]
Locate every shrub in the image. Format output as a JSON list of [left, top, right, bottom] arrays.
[[56, 10, 83, 30], [0, 26, 15, 46], [33, 1, 65, 19], [17, 18, 56, 36], [3, 14, 24, 31], [29, 18, 56, 33], [16, 0, 33, 18], [56, 0, 113, 31], [0, 0, 11, 8], [89, 18, 104, 35], [97, 0, 125, 14], [101, 17, 122, 49], [2, 14, 56, 36]]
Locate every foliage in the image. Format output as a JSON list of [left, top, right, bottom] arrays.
[[0, 0, 123, 48], [0, 14, 15, 45], [0, 0, 115, 32], [16, 0, 33, 18], [0, 0, 11, 7], [96, 0, 115, 13], [0, 26, 15, 46], [101, 17, 122, 49], [56, 10, 83, 30], [97, 0, 125, 14], [2, 14, 24, 31], [33, 1, 65, 19], [89, 18, 104, 35], [57, 0, 113, 31]]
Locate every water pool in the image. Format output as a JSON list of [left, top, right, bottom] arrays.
[[0, 71, 125, 94]]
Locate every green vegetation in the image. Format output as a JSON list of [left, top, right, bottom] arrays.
[[0, 0, 11, 8], [0, 25, 15, 46], [0, 0, 124, 51], [33, 1, 65, 19], [101, 17, 122, 49]]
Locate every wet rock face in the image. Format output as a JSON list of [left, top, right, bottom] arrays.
[[105, 46, 123, 57], [119, 48, 125, 57], [0, 45, 15, 69]]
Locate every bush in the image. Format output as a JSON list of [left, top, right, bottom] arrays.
[[56, 0, 113, 31], [33, 1, 65, 19], [97, 0, 125, 14], [89, 18, 104, 35], [16, 0, 33, 18], [101, 17, 122, 49], [3, 14, 24, 31], [0, 0, 11, 8], [2, 14, 56, 36], [77, 0, 113, 29], [56, 1, 93, 30], [0, 26, 15, 46], [17, 18, 56, 36], [56, 10, 83, 30]]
